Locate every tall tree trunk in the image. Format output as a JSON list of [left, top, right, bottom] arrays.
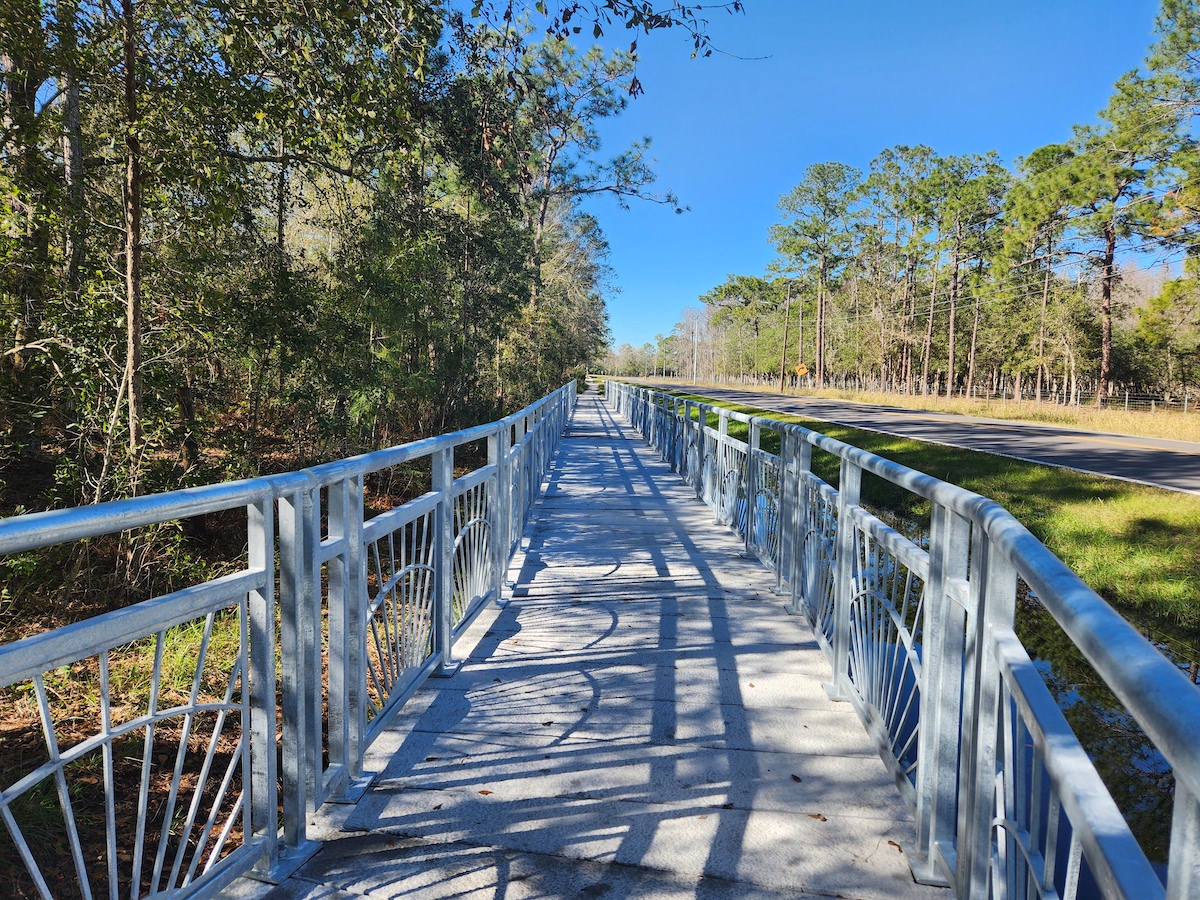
[[122, 0, 144, 475], [816, 254, 826, 388], [1097, 217, 1116, 406], [778, 282, 791, 393], [1036, 233, 1052, 403], [920, 224, 941, 396], [797, 292, 805, 376], [967, 256, 984, 397], [945, 217, 961, 398], [59, 0, 84, 294]]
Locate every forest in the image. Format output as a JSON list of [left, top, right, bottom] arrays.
[[611, 0, 1200, 407], [0, 0, 734, 519]]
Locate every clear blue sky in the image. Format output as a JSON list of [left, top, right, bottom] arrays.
[[581, 0, 1162, 349]]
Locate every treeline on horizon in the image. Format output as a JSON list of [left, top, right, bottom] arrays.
[[0, 0, 717, 519], [612, 0, 1200, 405]]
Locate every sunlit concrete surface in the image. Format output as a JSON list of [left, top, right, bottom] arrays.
[[231, 389, 947, 900]]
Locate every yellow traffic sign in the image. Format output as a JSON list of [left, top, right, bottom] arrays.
[[795, 364, 808, 376]]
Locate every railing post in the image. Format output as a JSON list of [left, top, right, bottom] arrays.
[[1168, 783, 1200, 899], [789, 437, 814, 616], [696, 403, 709, 504], [274, 484, 320, 874], [432, 445, 461, 677], [682, 400, 694, 484], [247, 496, 280, 876], [951, 528, 1015, 896], [910, 502, 972, 886], [715, 408, 730, 524], [745, 418, 760, 553], [491, 424, 512, 606], [825, 456, 861, 700], [776, 428, 795, 593], [326, 475, 369, 796]]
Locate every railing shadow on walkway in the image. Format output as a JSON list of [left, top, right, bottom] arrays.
[[608, 379, 1200, 900], [272, 389, 935, 900]]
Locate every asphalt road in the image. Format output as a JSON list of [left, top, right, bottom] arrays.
[[646, 382, 1200, 495]]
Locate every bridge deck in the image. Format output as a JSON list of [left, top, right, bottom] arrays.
[[244, 389, 945, 900]]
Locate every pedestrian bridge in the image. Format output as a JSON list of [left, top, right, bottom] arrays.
[[0, 382, 1196, 900]]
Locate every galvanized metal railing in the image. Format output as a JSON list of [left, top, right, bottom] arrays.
[[608, 379, 1200, 900], [0, 382, 576, 900]]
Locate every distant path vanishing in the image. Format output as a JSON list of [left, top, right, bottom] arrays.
[[645, 381, 1200, 495]]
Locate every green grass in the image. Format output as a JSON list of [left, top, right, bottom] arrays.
[[666, 391, 1200, 643]]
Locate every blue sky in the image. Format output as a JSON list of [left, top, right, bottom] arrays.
[[581, 0, 1162, 348]]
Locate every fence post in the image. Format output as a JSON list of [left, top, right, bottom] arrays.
[[909, 502, 972, 886], [432, 445, 461, 677], [826, 456, 861, 700], [695, 404, 708, 504]]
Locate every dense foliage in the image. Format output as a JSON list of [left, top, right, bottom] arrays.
[[623, 2, 1200, 405], [0, 0, 713, 515]]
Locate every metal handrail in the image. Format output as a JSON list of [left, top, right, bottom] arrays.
[[0, 382, 576, 900], [607, 379, 1197, 900]]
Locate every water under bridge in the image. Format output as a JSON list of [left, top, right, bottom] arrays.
[[0, 382, 1196, 900]]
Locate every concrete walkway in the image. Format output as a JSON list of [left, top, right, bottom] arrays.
[[243, 389, 946, 900]]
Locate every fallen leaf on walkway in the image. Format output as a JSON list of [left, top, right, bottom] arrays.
[[791, 774, 802, 782], [425, 756, 439, 762], [580, 707, 589, 712], [748, 683, 755, 688], [478, 790, 493, 795], [888, 841, 903, 853], [432, 804, 442, 810], [721, 802, 734, 809], [807, 814, 827, 822], [493, 678, 502, 683], [542, 720, 554, 726]]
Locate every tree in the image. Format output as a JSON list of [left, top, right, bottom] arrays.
[[1061, 74, 1184, 403], [770, 163, 862, 387]]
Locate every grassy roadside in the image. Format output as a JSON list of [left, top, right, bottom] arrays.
[[659, 389, 1200, 650], [649, 378, 1200, 444]]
